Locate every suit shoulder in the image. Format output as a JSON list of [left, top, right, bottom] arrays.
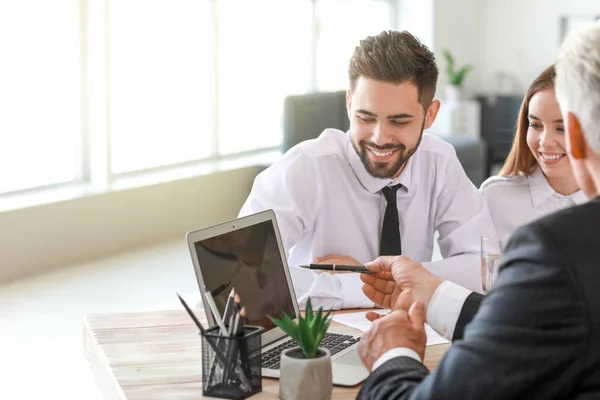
[[508, 199, 600, 264], [529, 197, 600, 231]]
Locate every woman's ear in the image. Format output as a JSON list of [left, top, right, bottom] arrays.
[[566, 112, 586, 160]]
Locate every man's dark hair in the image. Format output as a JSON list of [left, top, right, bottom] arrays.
[[348, 30, 439, 106]]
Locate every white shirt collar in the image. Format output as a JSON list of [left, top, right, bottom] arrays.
[[571, 190, 589, 205], [345, 132, 413, 194], [527, 167, 587, 207]]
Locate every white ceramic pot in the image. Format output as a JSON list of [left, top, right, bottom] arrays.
[[445, 84, 463, 103], [279, 347, 332, 400]]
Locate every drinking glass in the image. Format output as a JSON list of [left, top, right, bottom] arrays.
[[481, 235, 509, 293]]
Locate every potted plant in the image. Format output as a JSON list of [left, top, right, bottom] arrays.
[[269, 298, 333, 400], [443, 49, 471, 102]]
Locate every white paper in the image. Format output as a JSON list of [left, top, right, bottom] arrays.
[[332, 309, 450, 346]]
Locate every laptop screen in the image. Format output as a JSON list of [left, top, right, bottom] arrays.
[[193, 220, 297, 332]]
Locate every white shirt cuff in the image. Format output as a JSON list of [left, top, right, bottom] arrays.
[[338, 273, 375, 309], [372, 347, 422, 371], [426, 280, 472, 339]]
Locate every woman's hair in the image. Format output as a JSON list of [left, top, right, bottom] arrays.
[[499, 65, 557, 176]]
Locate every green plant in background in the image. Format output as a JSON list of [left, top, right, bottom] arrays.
[[443, 49, 471, 86], [269, 298, 332, 358]]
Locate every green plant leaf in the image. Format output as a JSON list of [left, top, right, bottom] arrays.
[[314, 307, 331, 349], [270, 297, 333, 358], [323, 308, 332, 322], [298, 315, 317, 357], [454, 66, 471, 85], [305, 298, 313, 325], [309, 306, 323, 331], [443, 49, 454, 67], [443, 49, 470, 86], [269, 311, 299, 342]]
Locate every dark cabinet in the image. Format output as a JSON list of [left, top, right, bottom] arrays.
[[476, 95, 523, 175]]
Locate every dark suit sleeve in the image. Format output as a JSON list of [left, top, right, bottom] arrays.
[[453, 292, 484, 340], [358, 224, 588, 400]]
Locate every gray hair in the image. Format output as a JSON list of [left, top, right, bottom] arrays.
[[555, 20, 600, 154]]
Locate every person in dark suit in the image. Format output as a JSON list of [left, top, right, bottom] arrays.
[[355, 20, 600, 399]]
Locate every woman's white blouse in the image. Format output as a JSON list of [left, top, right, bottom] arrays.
[[480, 168, 588, 238]]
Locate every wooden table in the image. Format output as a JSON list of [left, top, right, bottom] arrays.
[[83, 309, 450, 399]]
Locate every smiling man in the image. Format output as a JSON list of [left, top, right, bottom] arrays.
[[239, 30, 494, 309]]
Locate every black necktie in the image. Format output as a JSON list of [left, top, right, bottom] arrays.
[[380, 184, 402, 256]]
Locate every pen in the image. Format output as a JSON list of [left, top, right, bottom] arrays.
[[233, 306, 250, 377], [233, 306, 246, 337], [211, 280, 232, 297], [178, 293, 251, 391], [204, 286, 228, 335], [177, 293, 205, 332], [300, 263, 374, 274], [209, 290, 236, 385], [227, 294, 242, 336], [222, 288, 236, 327], [223, 300, 247, 386]]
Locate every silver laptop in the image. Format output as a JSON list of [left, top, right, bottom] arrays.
[[187, 209, 368, 386]]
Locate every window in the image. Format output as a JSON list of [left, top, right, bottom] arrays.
[[0, 1, 81, 193], [315, 0, 393, 92], [108, 0, 213, 174], [216, 0, 313, 155], [0, 0, 395, 197]]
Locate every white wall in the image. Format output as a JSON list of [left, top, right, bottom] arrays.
[[397, 0, 483, 99], [0, 167, 260, 283], [480, 0, 599, 94], [400, 0, 599, 98], [431, 0, 483, 98], [397, 0, 434, 48]]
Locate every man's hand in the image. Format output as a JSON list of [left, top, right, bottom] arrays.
[[358, 290, 427, 371], [360, 255, 442, 311], [315, 254, 361, 274]]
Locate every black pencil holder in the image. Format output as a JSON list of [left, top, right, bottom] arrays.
[[201, 325, 263, 399]]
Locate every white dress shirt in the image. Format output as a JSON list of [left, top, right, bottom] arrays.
[[239, 129, 494, 310], [480, 168, 587, 239]]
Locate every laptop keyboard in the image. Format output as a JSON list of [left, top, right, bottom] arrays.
[[261, 332, 360, 370]]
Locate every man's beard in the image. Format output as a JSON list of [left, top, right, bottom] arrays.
[[351, 121, 425, 179]]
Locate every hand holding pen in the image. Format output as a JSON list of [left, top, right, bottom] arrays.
[[300, 263, 374, 274]]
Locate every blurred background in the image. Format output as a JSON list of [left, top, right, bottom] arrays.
[[0, 0, 598, 398]]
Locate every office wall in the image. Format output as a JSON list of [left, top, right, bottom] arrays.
[[397, 0, 434, 49], [0, 166, 260, 283], [397, 0, 483, 99], [403, 0, 599, 98], [480, 0, 599, 94], [431, 0, 483, 98]]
